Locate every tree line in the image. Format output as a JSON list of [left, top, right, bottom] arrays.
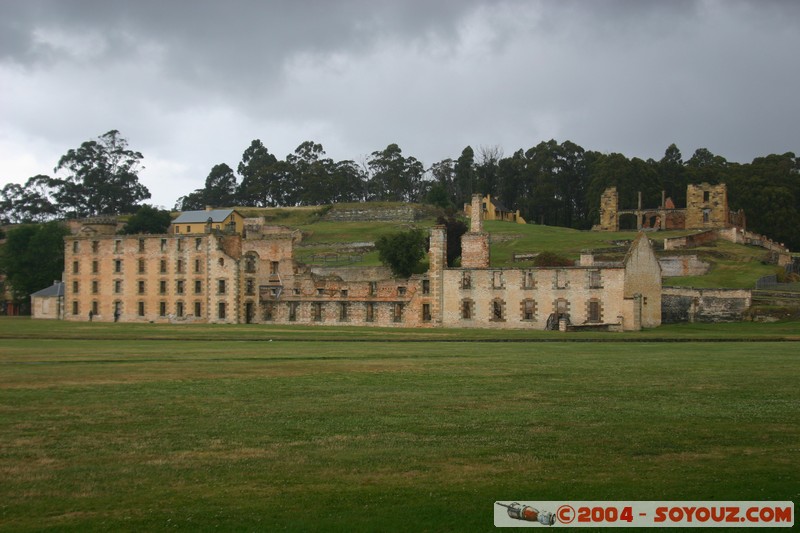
[[177, 139, 800, 251], [1, 130, 150, 223], [2, 131, 799, 250]]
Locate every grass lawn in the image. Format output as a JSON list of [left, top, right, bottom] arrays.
[[2, 317, 800, 342], [663, 240, 780, 289], [0, 319, 798, 531]]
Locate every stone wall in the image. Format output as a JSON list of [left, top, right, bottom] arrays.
[[595, 183, 741, 233], [68, 217, 123, 236], [461, 233, 490, 268], [685, 183, 729, 229], [597, 187, 619, 231], [64, 209, 663, 331], [323, 205, 435, 222], [441, 266, 629, 329], [665, 227, 792, 266], [658, 255, 710, 277], [717, 227, 792, 264], [663, 230, 718, 251], [623, 234, 662, 328], [661, 287, 751, 323], [63, 233, 237, 324], [310, 266, 393, 281]]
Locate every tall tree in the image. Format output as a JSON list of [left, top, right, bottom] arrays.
[[203, 163, 238, 207], [730, 152, 800, 250], [686, 147, 728, 185], [329, 160, 367, 203], [519, 140, 589, 228], [0, 175, 58, 224], [176, 163, 238, 210], [287, 141, 336, 206], [52, 130, 150, 217], [496, 149, 528, 220], [475, 145, 502, 199], [237, 139, 280, 207], [659, 143, 687, 205], [429, 158, 455, 206], [0, 222, 69, 306], [453, 146, 476, 205], [367, 144, 424, 202]]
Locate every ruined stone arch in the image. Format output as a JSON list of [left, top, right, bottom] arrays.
[[618, 212, 639, 230]]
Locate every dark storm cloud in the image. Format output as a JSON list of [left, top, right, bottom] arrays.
[[1, 0, 799, 207], [0, 1, 481, 75]]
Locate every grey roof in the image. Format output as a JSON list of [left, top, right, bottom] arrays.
[[173, 209, 235, 224], [490, 197, 511, 212], [31, 281, 64, 298]]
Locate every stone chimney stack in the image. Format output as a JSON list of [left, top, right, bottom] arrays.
[[428, 225, 447, 273], [461, 194, 490, 269], [470, 194, 483, 233], [427, 225, 447, 324]]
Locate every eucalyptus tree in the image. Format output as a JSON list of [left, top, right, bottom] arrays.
[[237, 139, 280, 207], [52, 130, 150, 217], [367, 144, 424, 202]]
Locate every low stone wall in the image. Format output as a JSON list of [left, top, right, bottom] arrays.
[[67, 217, 123, 235], [662, 287, 751, 323], [717, 227, 792, 265], [658, 255, 710, 277], [663, 230, 717, 251], [310, 266, 393, 281], [324, 205, 436, 223]]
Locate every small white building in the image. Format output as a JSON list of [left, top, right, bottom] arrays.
[[31, 281, 64, 320]]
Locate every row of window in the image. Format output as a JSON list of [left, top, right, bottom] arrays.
[[258, 301, 406, 323], [71, 278, 230, 295], [72, 300, 210, 319], [70, 248, 281, 277], [71, 257, 209, 275], [72, 237, 206, 255], [460, 270, 603, 290], [460, 298, 603, 323], [253, 298, 602, 323], [71, 297, 603, 324]]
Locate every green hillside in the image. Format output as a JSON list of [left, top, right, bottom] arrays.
[[222, 203, 782, 288], [483, 221, 780, 288]]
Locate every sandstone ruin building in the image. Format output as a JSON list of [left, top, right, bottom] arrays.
[[62, 196, 662, 330], [595, 183, 745, 232]]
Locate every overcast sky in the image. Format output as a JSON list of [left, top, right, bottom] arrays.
[[1, 0, 799, 209]]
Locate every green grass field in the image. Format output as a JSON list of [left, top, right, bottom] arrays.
[[1, 319, 798, 531]]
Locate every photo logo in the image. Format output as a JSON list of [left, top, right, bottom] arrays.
[[496, 502, 556, 526]]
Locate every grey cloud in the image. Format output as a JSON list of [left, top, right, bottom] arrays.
[[1, 0, 799, 208]]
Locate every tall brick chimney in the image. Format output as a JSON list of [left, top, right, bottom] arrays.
[[461, 194, 490, 268], [470, 193, 483, 233]]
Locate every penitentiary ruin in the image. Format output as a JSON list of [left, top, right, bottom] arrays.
[[594, 183, 746, 232], [61, 195, 662, 331]]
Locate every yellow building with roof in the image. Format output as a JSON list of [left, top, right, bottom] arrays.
[[171, 208, 245, 235], [464, 194, 526, 224]]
